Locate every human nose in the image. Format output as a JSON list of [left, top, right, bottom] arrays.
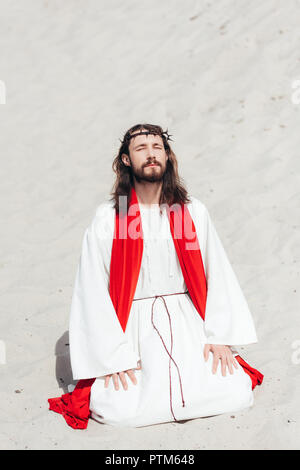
[[147, 147, 158, 160]]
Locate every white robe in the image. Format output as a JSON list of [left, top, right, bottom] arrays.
[[69, 196, 258, 427]]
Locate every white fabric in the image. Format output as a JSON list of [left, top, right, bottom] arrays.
[[189, 198, 258, 345], [69, 204, 140, 380], [69, 197, 257, 427]]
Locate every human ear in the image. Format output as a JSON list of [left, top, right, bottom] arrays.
[[121, 153, 131, 167]]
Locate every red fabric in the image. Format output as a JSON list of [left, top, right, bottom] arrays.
[[48, 187, 263, 429], [235, 355, 264, 390], [168, 200, 207, 321], [48, 378, 95, 429], [109, 187, 144, 332]]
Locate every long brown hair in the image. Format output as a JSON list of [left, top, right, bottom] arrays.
[[110, 123, 191, 213]]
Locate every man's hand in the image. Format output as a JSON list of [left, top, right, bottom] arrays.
[[203, 344, 238, 376], [104, 360, 142, 390]]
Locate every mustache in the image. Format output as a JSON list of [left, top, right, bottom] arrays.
[[143, 161, 161, 167]]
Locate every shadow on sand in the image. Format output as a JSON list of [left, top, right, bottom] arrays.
[[54, 330, 77, 394]]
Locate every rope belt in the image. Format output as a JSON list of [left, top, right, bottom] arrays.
[[132, 290, 189, 422]]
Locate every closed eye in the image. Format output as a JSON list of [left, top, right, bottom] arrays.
[[137, 146, 162, 151]]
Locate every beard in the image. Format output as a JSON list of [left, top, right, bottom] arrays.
[[131, 162, 167, 183]]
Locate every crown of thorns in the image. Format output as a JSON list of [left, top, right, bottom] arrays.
[[119, 128, 174, 145]]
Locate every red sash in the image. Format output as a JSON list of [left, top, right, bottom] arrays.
[[48, 187, 263, 429]]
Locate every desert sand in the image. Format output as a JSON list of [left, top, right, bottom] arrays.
[[0, 0, 299, 450]]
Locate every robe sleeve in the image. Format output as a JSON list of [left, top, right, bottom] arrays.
[[69, 206, 140, 380], [198, 201, 258, 346]]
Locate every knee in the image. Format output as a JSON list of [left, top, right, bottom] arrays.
[[90, 378, 140, 425], [227, 370, 254, 409]]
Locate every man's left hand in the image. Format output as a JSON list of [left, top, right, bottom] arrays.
[[203, 344, 239, 376]]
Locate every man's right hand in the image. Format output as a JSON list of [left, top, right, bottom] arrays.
[[104, 360, 141, 390]]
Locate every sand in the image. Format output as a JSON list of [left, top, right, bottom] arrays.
[[0, 0, 299, 450]]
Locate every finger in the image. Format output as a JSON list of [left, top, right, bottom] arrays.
[[136, 360, 142, 370], [221, 355, 227, 377], [118, 371, 128, 390], [126, 369, 137, 385], [226, 353, 234, 375], [112, 373, 119, 390], [232, 356, 239, 368], [203, 344, 210, 361], [104, 375, 111, 388], [225, 349, 235, 374], [212, 354, 220, 374]]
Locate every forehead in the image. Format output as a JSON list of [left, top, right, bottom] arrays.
[[129, 132, 164, 149]]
